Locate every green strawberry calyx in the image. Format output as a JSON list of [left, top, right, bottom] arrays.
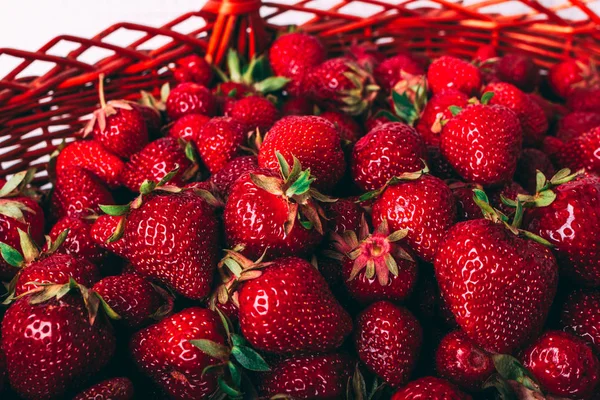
[[483, 354, 545, 400], [0, 169, 39, 223], [357, 161, 430, 203]]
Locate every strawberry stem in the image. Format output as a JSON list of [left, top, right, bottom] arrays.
[[98, 73, 107, 109]]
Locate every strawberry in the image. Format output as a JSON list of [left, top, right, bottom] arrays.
[[269, 32, 326, 96], [0, 170, 44, 280], [236, 256, 352, 354], [514, 148, 555, 193], [93, 273, 172, 328], [347, 42, 386, 70], [483, 82, 548, 147], [331, 218, 417, 304], [351, 122, 427, 191], [258, 353, 353, 399], [415, 89, 469, 147], [435, 192, 558, 353], [474, 45, 497, 62], [435, 330, 494, 392], [210, 155, 258, 198], [172, 54, 213, 86], [258, 115, 346, 192], [168, 113, 210, 142], [83, 78, 148, 159], [427, 56, 482, 96], [91, 187, 220, 300], [441, 103, 522, 186], [49, 216, 107, 264], [224, 156, 331, 260], [74, 377, 134, 400], [355, 301, 422, 387], [525, 173, 600, 286], [308, 58, 379, 115], [560, 289, 600, 353], [548, 59, 598, 99], [322, 197, 363, 235], [550, 126, 600, 175], [556, 111, 600, 142], [427, 145, 459, 180], [281, 96, 312, 116], [371, 173, 457, 262], [488, 181, 526, 217], [225, 95, 280, 134], [50, 166, 114, 220], [1, 281, 116, 400], [192, 116, 247, 174], [165, 82, 216, 121], [450, 182, 484, 221], [568, 87, 600, 112], [521, 330, 600, 399], [495, 53, 540, 92], [130, 307, 225, 399], [391, 377, 470, 400], [56, 140, 125, 188], [120, 137, 195, 192], [374, 53, 426, 90], [320, 110, 363, 143]]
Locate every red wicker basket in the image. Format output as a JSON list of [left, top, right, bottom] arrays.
[[1, 0, 599, 183]]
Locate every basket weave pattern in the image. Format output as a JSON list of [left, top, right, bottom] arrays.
[[1, 0, 599, 181]]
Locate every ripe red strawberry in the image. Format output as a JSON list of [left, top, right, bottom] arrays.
[[568, 87, 600, 112], [192, 116, 246, 174], [549, 59, 598, 99], [521, 330, 600, 399], [120, 137, 194, 192], [322, 197, 363, 235], [435, 214, 558, 353], [130, 307, 225, 399], [415, 89, 469, 147], [347, 42, 386, 70], [514, 148, 555, 193], [269, 32, 325, 96], [74, 377, 134, 400], [1, 284, 116, 399], [355, 301, 422, 387], [210, 155, 258, 198], [56, 140, 125, 188], [308, 58, 379, 115], [450, 182, 484, 221], [165, 82, 216, 121], [93, 273, 172, 328], [495, 53, 540, 92], [483, 82, 548, 147], [237, 257, 352, 354], [225, 95, 280, 134], [556, 111, 600, 142], [258, 353, 353, 399], [550, 127, 600, 175], [488, 181, 526, 216], [435, 330, 494, 392], [441, 103, 523, 186], [51, 166, 114, 221], [560, 289, 600, 353], [474, 44, 497, 62], [374, 53, 425, 90], [214, 81, 253, 103], [258, 115, 346, 192], [427, 56, 482, 96], [281, 96, 312, 116], [0, 344, 5, 393], [427, 145, 459, 180], [351, 122, 427, 191], [320, 110, 363, 143], [371, 174, 457, 262], [49, 216, 106, 264], [391, 377, 470, 400], [168, 113, 210, 141], [92, 190, 220, 300], [172, 54, 213, 86], [526, 174, 600, 286]]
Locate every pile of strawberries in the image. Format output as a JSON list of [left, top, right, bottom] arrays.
[[0, 31, 599, 400]]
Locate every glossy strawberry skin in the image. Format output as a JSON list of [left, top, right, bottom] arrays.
[[548, 59, 588, 98], [73, 377, 134, 400], [165, 82, 216, 121], [556, 111, 600, 142], [93, 273, 167, 328], [130, 307, 225, 400], [91, 106, 148, 159], [374, 54, 425, 90], [526, 175, 600, 286], [168, 113, 210, 142], [14, 253, 100, 296], [552, 127, 600, 175], [258, 115, 346, 192], [435, 219, 558, 353], [1, 294, 116, 400], [322, 198, 363, 235], [372, 175, 457, 262], [416, 89, 469, 147], [238, 257, 352, 354], [427, 56, 482, 96], [435, 330, 494, 392], [568, 87, 600, 112], [514, 148, 555, 193], [451, 183, 483, 221], [441, 104, 523, 186], [209, 155, 258, 198], [258, 353, 353, 399], [56, 140, 125, 188], [355, 301, 422, 387], [391, 377, 471, 400], [495, 53, 540, 92], [521, 330, 600, 399], [560, 289, 600, 353], [192, 116, 246, 174], [226, 95, 280, 134], [120, 137, 192, 192], [320, 110, 363, 143], [92, 191, 220, 300], [50, 166, 114, 221], [351, 122, 427, 191], [49, 217, 107, 264], [269, 33, 325, 96], [172, 54, 213, 86]]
